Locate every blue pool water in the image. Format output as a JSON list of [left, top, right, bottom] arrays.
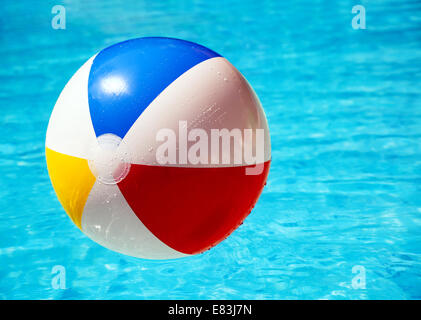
[[1, 0, 421, 299]]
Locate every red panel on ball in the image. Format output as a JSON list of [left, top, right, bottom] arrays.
[[117, 161, 270, 255]]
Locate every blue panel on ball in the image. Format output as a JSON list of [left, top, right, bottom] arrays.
[[87, 37, 221, 138]]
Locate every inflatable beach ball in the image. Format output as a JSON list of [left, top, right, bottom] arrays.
[[46, 37, 271, 259]]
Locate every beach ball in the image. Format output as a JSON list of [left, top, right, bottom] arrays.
[[45, 37, 271, 259]]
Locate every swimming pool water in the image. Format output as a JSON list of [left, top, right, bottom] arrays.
[[1, 0, 421, 299]]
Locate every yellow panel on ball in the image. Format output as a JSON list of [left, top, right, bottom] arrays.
[[46, 148, 96, 229]]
